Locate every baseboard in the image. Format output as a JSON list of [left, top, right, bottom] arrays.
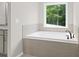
[[16, 52, 23, 57]]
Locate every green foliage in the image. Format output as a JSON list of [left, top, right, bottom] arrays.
[[46, 4, 66, 26]]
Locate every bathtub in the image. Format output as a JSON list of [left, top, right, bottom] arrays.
[[23, 31, 79, 57], [24, 31, 78, 44]]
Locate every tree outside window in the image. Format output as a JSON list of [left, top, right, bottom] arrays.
[[46, 4, 66, 26]]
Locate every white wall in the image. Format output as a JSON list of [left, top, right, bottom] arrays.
[[12, 2, 39, 25], [73, 2, 79, 41], [19, 2, 39, 38], [8, 2, 39, 56], [8, 2, 23, 57]]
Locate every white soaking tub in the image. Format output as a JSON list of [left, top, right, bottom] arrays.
[[24, 31, 78, 44], [23, 31, 79, 57]]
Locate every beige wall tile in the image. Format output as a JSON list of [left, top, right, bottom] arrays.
[[23, 39, 79, 57]]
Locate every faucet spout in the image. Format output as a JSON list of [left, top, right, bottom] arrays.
[[65, 30, 72, 39]]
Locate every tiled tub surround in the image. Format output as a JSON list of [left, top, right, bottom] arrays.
[[22, 24, 39, 38], [23, 39, 79, 57], [39, 24, 74, 33]]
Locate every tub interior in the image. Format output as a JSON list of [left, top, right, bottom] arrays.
[[26, 31, 76, 40], [25, 31, 78, 44]]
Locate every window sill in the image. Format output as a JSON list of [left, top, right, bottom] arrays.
[[44, 24, 68, 29]]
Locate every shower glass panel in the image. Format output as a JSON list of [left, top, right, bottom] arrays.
[[0, 2, 8, 57]]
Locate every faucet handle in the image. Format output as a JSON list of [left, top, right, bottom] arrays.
[[66, 35, 69, 39], [72, 34, 75, 38]]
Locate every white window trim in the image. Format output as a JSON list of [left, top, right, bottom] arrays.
[[43, 2, 68, 28]]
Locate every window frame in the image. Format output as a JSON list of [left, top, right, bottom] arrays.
[[43, 2, 68, 28]]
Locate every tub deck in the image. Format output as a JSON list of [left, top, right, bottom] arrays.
[[24, 31, 78, 44]]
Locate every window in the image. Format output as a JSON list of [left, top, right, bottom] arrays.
[[44, 3, 68, 28]]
